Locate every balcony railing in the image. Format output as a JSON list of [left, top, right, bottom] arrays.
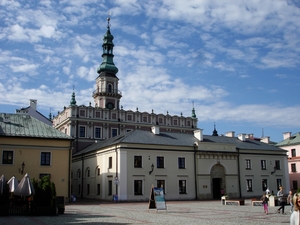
[[93, 88, 122, 96]]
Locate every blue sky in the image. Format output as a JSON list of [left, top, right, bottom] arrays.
[[0, 0, 299, 142]]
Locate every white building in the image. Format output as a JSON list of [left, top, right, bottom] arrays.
[[71, 127, 288, 201]]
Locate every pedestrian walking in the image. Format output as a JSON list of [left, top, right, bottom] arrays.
[[261, 193, 269, 214], [290, 193, 300, 225], [287, 190, 294, 213], [277, 186, 285, 214]]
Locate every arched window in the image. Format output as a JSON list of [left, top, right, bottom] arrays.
[[108, 84, 112, 93]]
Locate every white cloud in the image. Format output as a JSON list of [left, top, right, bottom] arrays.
[[76, 66, 96, 82], [10, 63, 39, 73], [39, 25, 56, 38]]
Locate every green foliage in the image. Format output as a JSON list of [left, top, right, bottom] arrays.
[[297, 188, 300, 193], [32, 176, 56, 207]]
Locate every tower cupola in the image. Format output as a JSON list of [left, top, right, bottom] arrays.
[[97, 17, 118, 75]]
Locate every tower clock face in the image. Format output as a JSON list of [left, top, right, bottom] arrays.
[[107, 102, 114, 109]]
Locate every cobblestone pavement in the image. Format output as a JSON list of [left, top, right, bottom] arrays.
[[0, 199, 291, 225]]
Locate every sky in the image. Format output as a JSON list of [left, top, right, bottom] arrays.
[[0, 0, 299, 143]]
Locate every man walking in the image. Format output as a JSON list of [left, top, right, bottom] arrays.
[[277, 186, 285, 214]]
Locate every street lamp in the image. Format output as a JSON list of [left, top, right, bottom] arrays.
[[19, 162, 25, 174], [149, 163, 154, 175]]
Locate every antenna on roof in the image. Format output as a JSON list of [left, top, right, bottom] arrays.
[[261, 128, 264, 137]]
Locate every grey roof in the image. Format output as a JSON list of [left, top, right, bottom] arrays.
[[0, 113, 73, 140], [73, 129, 285, 156]]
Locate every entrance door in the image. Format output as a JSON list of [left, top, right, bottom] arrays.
[[212, 178, 221, 199]]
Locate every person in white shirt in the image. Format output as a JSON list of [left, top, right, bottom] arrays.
[[290, 193, 300, 225]]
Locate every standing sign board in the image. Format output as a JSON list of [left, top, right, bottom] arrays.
[[148, 185, 167, 210]]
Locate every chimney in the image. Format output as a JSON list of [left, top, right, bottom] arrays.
[[245, 133, 254, 139], [30, 99, 37, 111], [151, 126, 160, 135], [283, 132, 291, 140], [261, 136, 270, 144], [238, 133, 246, 141], [194, 129, 203, 141], [225, 131, 235, 137]]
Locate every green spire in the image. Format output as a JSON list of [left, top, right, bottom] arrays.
[[97, 17, 118, 74], [70, 91, 77, 106], [191, 102, 197, 119], [212, 123, 218, 136]]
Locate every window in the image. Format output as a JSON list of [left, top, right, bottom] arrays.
[[143, 117, 147, 122], [112, 113, 117, 119], [87, 169, 90, 177], [245, 159, 251, 170], [79, 110, 85, 117], [293, 181, 298, 190], [187, 121, 191, 126], [134, 180, 143, 195], [157, 156, 164, 168], [134, 156, 142, 168], [97, 168, 100, 176], [108, 180, 112, 196], [108, 157, 112, 169], [127, 115, 132, 121], [78, 184, 81, 195], [179, 180, 187, 194], [41, 152, 51, 166], [246, 179, 252, 192], [178, 157, 185, 169], [108, 84, 112, 93], [95, 127, 101, 139], [291, 149, 296, 157], [2, 151, 13, 164], [158, 118, 163, 124], [275, 160, 281, 170], [262, 179, 268, 191], [97, 184, 100, 195], [79, 126, 86, 137], [291, 163, 296, 172], [78, 170, 81, 178], [112, 128, 118, 137], [157, 180, 165, 190], [261, 160, 266, 170], [174, 120, 177, 125], [95, 111, 101, 118], [277, 179, 282, 190], [87, 184, 90, 195]]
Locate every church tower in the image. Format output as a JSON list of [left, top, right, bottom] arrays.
[[93, 16, 122, 109]]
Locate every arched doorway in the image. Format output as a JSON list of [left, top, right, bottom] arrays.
[[211, 164, 226, 199]]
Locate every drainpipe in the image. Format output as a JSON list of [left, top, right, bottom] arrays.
[[81, 155, 84, 198], [237, 148, 241, 198], [194, 144, 198, 200], [115, 145, 118, 197], [68, 143, 73, 203]]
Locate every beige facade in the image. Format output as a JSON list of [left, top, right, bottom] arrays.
[[0, 113, 73, 202]]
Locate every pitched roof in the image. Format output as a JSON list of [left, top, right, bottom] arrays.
[[276, 132, 300, 147], [0, 113, 73, 140], [73, 129, 285, 156]]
